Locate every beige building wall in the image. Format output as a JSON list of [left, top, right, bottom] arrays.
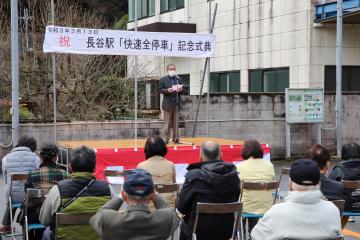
[[127, 0, 360, 95]]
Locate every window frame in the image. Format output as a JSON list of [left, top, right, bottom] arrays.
[[325, 65, 360, 92], [128, 0, 156, 22], [177, 73, 190, 95], [249, 67, 289, 93], [210, 71, 241, 93], [160, 0, 185, 14]]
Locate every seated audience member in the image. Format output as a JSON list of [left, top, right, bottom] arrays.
[[251, 159, 342, 240], [309, 144, 343, 200], [329, 143, 360, 227], [90, 169, 179, 240], [0, 136, 40, 234], [329, 143, 360, 182], [137, 131, 176, 206], [177, 141, 240, 240], [25, 143, 67, 191], [236, 139, 275, 232], [40, 146, 111, 240], [21, 144, 67, 240]]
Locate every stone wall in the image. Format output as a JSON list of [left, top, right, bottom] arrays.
[[1, 93, 360, 159]]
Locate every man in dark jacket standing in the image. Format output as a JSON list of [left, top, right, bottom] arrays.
[[177, 141, 240, 240], [158, 63, 184, 144]]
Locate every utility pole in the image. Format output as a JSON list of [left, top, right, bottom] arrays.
[[11, 0, 20, 146], [51, 0, 57, 144], [336, 0, 343, 157]]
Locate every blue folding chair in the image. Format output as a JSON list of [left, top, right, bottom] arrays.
[[342, 180, 360, 217], [24, 188, 47, 240], [239, 181, 278, 239], [7, 173, 29, 239]]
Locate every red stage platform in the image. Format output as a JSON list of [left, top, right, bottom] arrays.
[[58, 138, 271, 180]]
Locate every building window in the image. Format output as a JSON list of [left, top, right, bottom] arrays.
[[325, 66, 360, 92], [210, 71, 240, 93], [249, 68, 289, 92], [129, 0, 155, 22], [161, 0, 184, 13], [177, 74, 190, 95]]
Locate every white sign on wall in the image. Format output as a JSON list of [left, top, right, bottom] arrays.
[[285, 88, 324, 123], [43, 25, 216, 58]]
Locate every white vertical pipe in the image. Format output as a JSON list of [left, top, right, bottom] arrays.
[[336, 0, 343, 157]]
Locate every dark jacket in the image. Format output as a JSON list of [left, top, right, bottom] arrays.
[[158, 75, 184, 111], [329, 159, 360, 212], [176, 160, 240, 240], [320, 174, 343, 201], [57, 174, 111, 240]]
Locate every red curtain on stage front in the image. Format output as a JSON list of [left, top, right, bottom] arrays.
[[94, 144, 270, 179]]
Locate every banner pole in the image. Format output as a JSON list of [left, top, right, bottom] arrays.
[[134, 0, 138, 150], [11, 0, 20, 146], [206, 0, 211, 137], [51, 0, 57, 144]]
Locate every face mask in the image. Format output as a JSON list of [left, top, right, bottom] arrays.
[[168, 70, 176, 77]]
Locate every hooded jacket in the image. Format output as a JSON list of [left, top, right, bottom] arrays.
[[251, 190, 342, 240], [329, 159, 360, 211], [176, 160, 240, 240]]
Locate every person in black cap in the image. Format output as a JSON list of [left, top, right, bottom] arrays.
[[90, 169, 180, 240], [251, 159, 342, 240]]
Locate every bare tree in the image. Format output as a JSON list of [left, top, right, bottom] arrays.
[[0, 0, 159, 122]]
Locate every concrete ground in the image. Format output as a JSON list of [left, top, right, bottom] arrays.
[[0, 161, 359, 240]]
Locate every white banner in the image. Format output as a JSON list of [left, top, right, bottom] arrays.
[[43, 25, 216, 58]]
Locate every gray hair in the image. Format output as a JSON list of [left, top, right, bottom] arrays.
[[125, 193, 151, 206], [200, 141, 221, 161], [166, 63, 176, 70]]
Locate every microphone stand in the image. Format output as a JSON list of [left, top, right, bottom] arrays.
[[175, 76, 179, 143], [173, 75, 193, 145]]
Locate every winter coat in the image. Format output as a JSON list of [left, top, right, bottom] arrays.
[[328, 159, 360, 211], [251, 190, 342, 240], [176, 160, 240, 240], [2, 146, 40, 203]]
